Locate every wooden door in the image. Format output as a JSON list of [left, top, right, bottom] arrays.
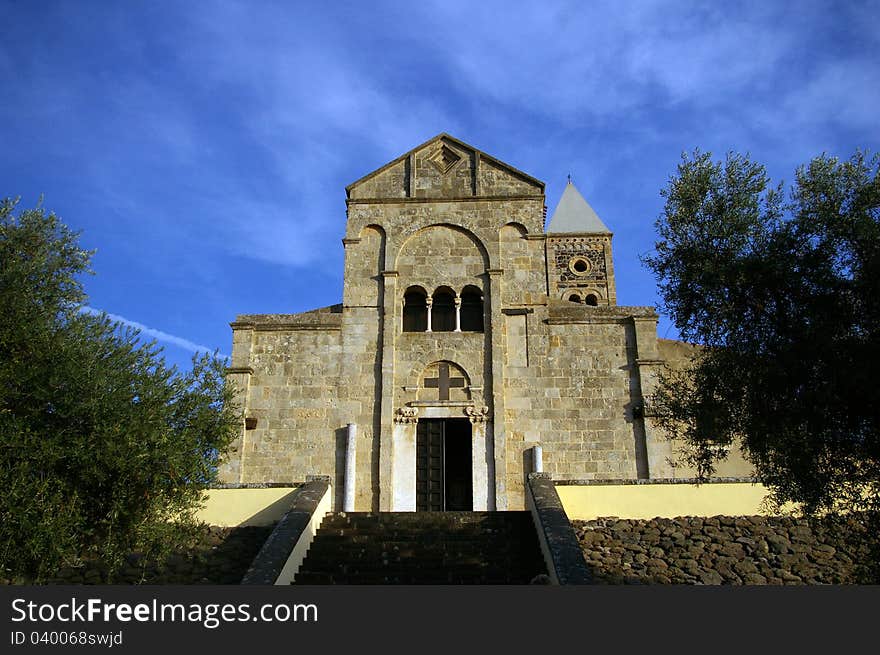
[[416, 419, 445, 511], [416, 419, 473, 511]]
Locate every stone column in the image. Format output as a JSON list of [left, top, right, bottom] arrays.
[[487, 268, 506, 509], [392, 407, 418, 511], [343, 423, 357, 511], [378, 271, 399, 511], [603, 236, 618, 306], [630, 314, 668, 478], [425, 296, 433, 333], [466, 406, 490, 510], [220, 323, 255, 483], [221, 367, 252, 483], [533, 444, 543, 473], [454, 294, 462, 332]]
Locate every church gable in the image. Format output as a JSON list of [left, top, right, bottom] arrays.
[[347, 158, 409, 200], [477, 156, 542, 197], [346, 133, 544, 201]]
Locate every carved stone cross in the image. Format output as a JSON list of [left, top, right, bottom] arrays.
[[423, 363, 465, 401]]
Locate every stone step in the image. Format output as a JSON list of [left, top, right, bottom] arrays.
[[296, 563, 546, 582], [313, 525, 533, 537], [314, 529, 535, 540], [298, 558, 539, 573], [294, 511, 547, 585], [294, 571, 538, 585], [319, 511, 534, 527], [295, 568, 546, 584], [312, 528, 535, 541], [301, 544, 542, 562], [300, 549, 535, 567], [299, 552, 543, 570]]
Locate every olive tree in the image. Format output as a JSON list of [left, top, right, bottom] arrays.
[[0, 198, 239, 581]]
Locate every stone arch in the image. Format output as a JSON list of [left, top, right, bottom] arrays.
[[500, 221, 528, 238], [402, 285, 428, 332], [415, 360, 472, 403], [459, 284, 484, 332], [430, 285, 457, 332], [561, 288, 603, 304], [360, 223, 386, 239], [395, 223, 490, 289]]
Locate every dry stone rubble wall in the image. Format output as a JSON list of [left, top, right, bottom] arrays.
[[575, 515, 869, 584]]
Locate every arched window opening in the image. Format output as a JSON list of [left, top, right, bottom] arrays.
[[431, 287, 456, 332], [403, 287, 428, 332], [460, 286, 484, 332], [568, 294, 582, 304], [585, 294, 599, 306]]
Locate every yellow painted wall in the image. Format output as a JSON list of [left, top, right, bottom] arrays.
[[197, 483, 782, 526], [196, 487, 301, 527], [557, 482, 783, 520]]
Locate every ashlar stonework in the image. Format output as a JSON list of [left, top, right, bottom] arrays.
[[218, 133, 751, 511]]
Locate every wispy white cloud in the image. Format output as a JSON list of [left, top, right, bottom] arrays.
[[4, 0, 877, 372], [167, 0, 879, 272], [6, 0, 877, 279], [82, 306, 228, 359], [781, 58, 880, 132], [153, 4, 462, 270]]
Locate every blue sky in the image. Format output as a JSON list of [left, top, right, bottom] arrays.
[[3, 1, 878, 373]]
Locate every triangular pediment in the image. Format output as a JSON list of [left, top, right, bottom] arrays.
[[346, 133, 544, 201]]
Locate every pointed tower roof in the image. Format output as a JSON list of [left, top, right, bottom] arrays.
[[545, 179, 611, 234]]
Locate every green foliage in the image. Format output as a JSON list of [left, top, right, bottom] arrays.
[[0, 198, 240, 581], [643, 151, 880, 522]]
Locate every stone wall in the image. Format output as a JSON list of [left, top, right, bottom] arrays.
[[649, 338, 754, 478], [574, 515, 869, 584], [503, 310, 634, 503], [231, 321, 346, 484], [221, 307, 383, 510]]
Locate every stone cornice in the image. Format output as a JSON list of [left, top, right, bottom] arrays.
[[231, 321, 342, 332], [346, 194, 543, 206], [545, 303, 658, 325], [553, 477, 760, 486], [546, 232, 613, 239], [231, 306, 344, 332]]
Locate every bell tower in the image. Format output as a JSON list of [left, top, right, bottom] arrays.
[[544, 180, 617, 306]]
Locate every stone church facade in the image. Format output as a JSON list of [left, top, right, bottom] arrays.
[[218, 133, 747, 511]]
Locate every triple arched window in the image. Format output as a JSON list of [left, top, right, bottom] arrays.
[[402, 285, 484, 333]]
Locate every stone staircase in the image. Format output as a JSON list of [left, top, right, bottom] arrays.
[[293, 511, 548, 584]]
